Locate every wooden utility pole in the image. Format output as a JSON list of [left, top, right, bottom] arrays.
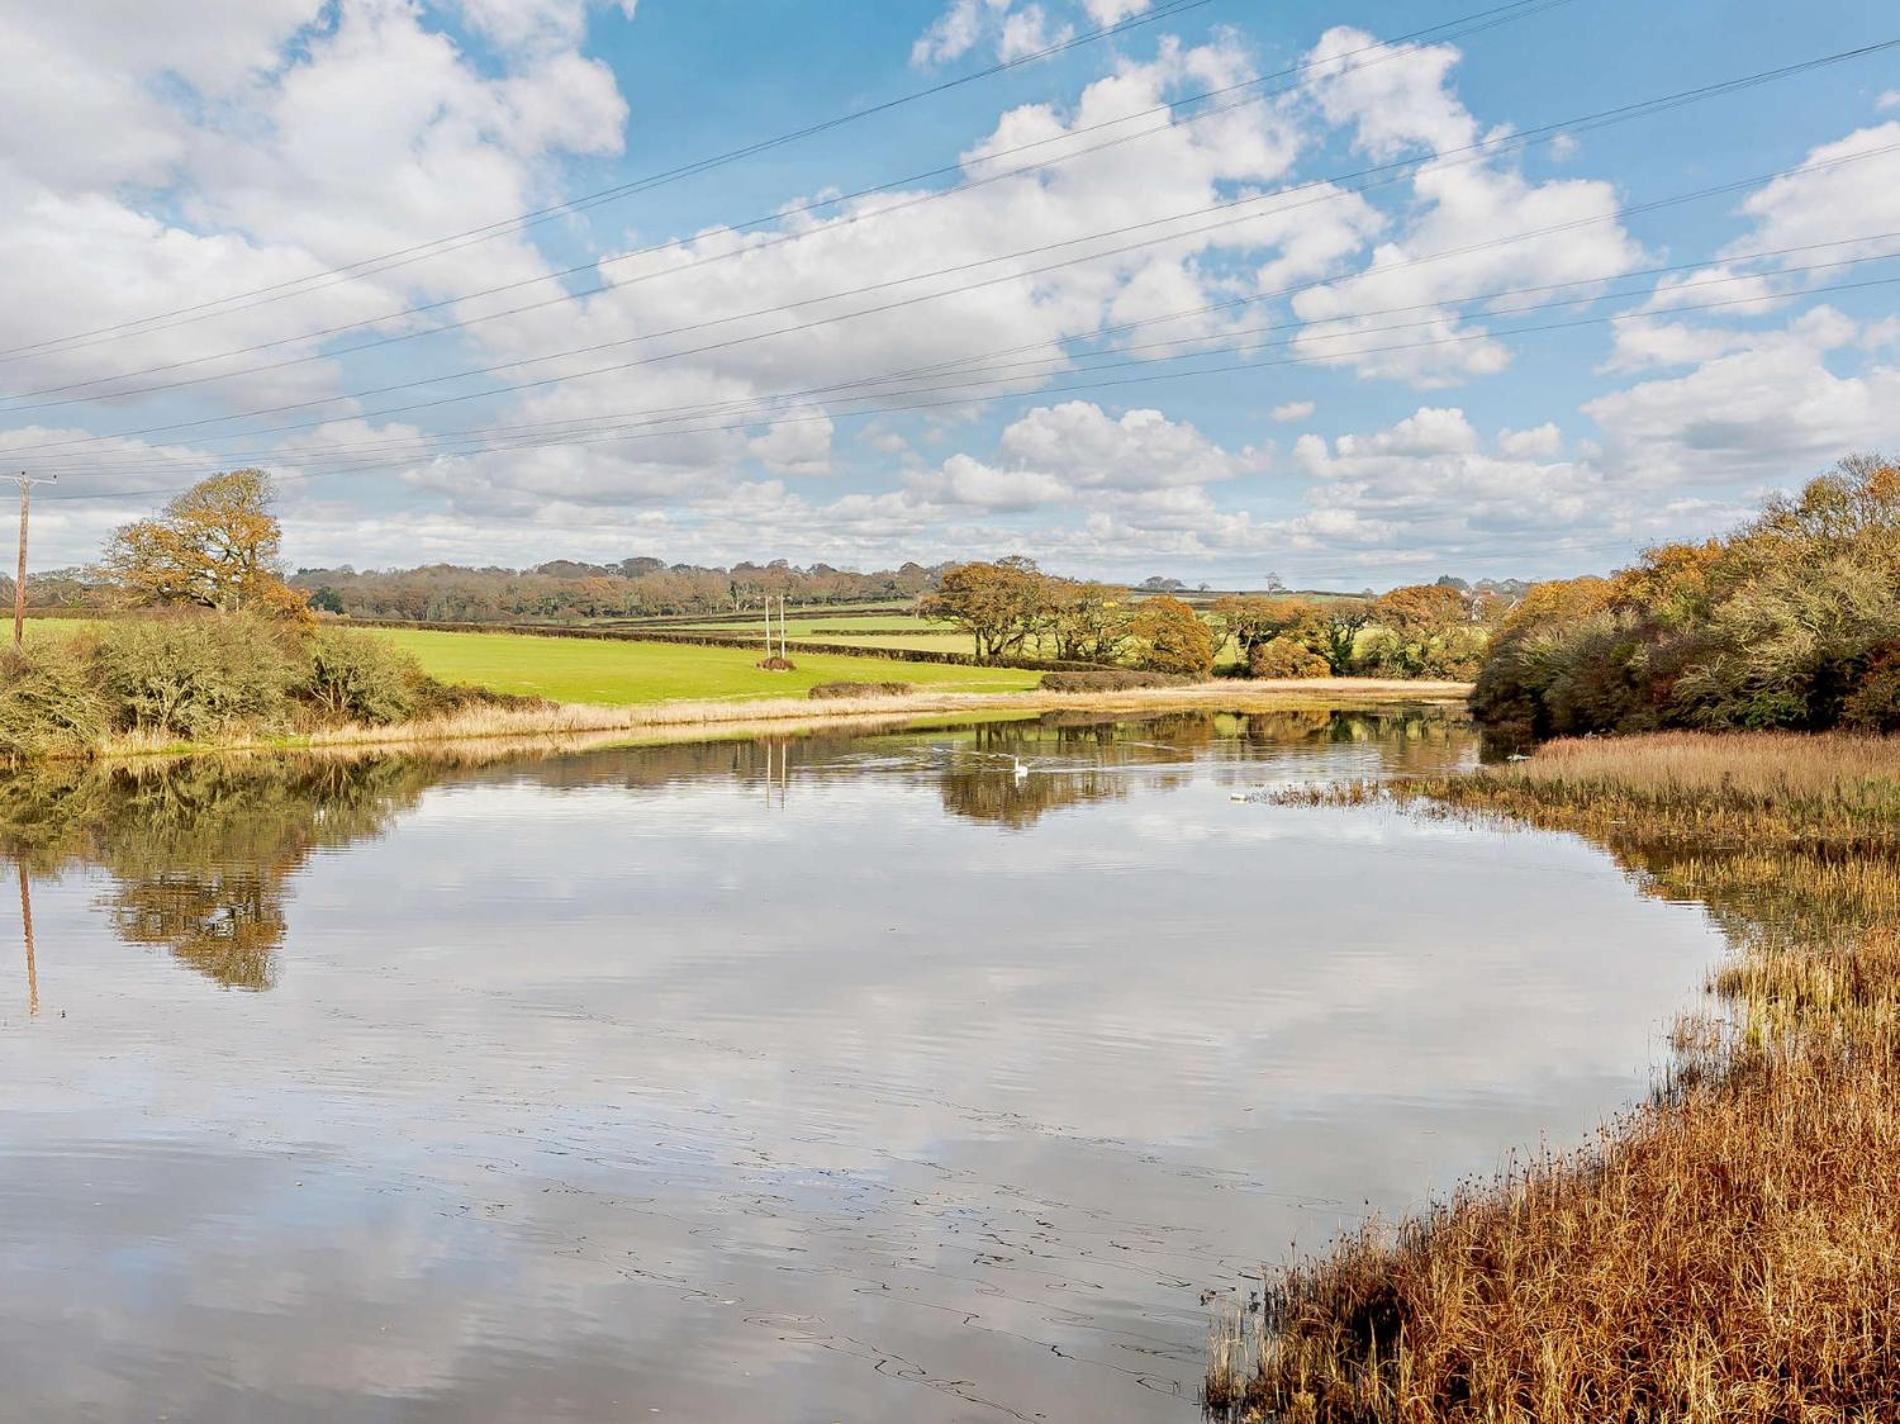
[[10, 472, 53, 652]]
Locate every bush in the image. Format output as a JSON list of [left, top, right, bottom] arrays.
[[93, 614, 303, 739], [1039, 669, 1188, 692], [408, 680, 554, 717], [304, 628, 423, 724], [808, 681, 911, 700], [1130, 594, 1215, 678], [0, 641, 110, 761], [1841, 645, 1900, 732], [1469, 456, 1900, 737], [1249, 636, 1332, 679]]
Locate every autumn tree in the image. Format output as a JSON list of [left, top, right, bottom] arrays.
[[1130, 594, 1214, 678], [101, 470, 307, 618], [1363, 583, 1484, 678], [921, 557, 1046, 661], [1211, 594, 1320, 667], [1043, 579, 1130, 663], [1309, 603, 1371, 675]]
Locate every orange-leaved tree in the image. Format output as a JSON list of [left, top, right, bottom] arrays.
[[101, 470, 308, 619]]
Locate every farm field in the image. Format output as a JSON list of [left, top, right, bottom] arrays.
[[374, 627, 1041, 704], [663, 613, 978, 654]]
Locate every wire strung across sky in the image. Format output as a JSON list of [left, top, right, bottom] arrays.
[[13, 33, 1898, 468], [30, 181, 1900, 484], [38, 241, 1900, 495], [0, 0, 1580, 406], [0, 0, 1223, 364]]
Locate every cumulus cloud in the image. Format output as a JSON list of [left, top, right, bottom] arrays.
[[1584, 306, 1900, 485], [1083, 0, 1153, 22], [911, 0, 1011, 66], [906, 400, 1261, 515], [1304, 26, 1479, 160], [1723, 122, 1900, 267], [8, 2, 1896, 586], [1285, 27, 1643, 385], [748, 411, 835, 477], [997, 400, 1264, 488]]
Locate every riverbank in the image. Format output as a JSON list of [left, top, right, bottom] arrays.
[[79, 678, 1471, 764], [1208, 730, 1900, 1422]]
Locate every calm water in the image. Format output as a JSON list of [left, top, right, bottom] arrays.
[[0, 709, 1729, 1422]]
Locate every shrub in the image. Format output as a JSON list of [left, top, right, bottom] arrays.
[[92, 614, 303, 739], [0, 640, 110, 761], [808, 681, 911, 700], [1842, 645, 1900, 732], [409, 680, 554, 717], [304, 629, 423, 725], [1249, 636, 1331, 679], [1038, 669, 1188, 692], [1130, 594, 1215, 678]]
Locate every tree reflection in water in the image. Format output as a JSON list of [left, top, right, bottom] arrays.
[[0, 706, 1470, 991], [0, 758, 434, 991]]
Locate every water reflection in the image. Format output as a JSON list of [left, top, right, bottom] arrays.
[[0, 707, 1738, 1422], [17, 863, 36, 1018], [0, 759, 433, 991]]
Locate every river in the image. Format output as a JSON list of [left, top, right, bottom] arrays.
[[0, 707, 1728, 1421]]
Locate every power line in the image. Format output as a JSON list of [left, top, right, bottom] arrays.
[[39, 263, 1900, 497], [0, 0, 1575, 398], [31, 229, 1900, 480], [0, 0, 1217, 364], [17, 37, 1896, 460]]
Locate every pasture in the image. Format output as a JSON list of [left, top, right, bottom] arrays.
[[373, 627, 1040, 704]]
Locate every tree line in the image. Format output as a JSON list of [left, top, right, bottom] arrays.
[[1473, 454, 1900, 737], [923, 557, 1500, 678]]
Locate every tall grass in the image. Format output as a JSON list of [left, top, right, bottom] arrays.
[[1211, 731, 1900, 1422], [81, 679, 1466, 762]]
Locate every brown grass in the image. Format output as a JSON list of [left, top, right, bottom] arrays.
[[82, 678, 1468, 764], [1211, 730, 1900, 1423], [1275, 730, 1900, 852]]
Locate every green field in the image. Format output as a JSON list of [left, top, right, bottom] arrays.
[[664, 613, 978, 654], [374, 628, 1039, 704]]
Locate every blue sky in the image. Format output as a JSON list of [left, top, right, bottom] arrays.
[[1, 0, 1896, 587]]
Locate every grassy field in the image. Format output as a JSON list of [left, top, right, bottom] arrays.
[[663, 613, 979, 654], [373, 627, 1040, 704]]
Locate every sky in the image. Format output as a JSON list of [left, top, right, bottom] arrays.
[[1, 0, 1896, 589]]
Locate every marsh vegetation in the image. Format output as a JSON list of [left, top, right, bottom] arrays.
[[1209, 731, 1900, 1423]]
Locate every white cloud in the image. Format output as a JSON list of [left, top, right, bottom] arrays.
[[1600, 317, 1757, 374], [997, 400, 1262, 489], [1283, 408, 1625, 565], [0, 0, 630, 425], [1584, 306, 1900, 484], [456, 0, 639, 51], [1304, 26, 1478, 160], [1285, 27, 1642, 385], [748, 411, 835, 477], [921, 454, 1072, 510], [1879, 91, 1900, 113], [1270, 400, 1315, 422], [911, 0, 1010, 66], [1724, 122, 1900, 267], [997, 4, 1074, 62], [1082, 0, 1153, 22]]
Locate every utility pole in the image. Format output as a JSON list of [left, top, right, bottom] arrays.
[[10, 472, 53, 653]]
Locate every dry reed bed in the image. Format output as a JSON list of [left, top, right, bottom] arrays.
[[1210, 730, 1900, 1423], [1277, 730, 1900, 851], [84, 678, 1469, 764]]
